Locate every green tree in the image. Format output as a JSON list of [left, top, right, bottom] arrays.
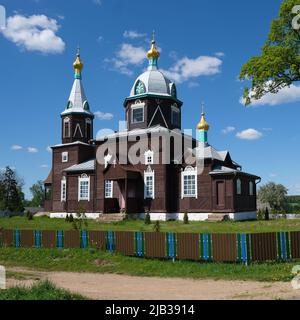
[[0, 166, 24, 212], [29, 180, 45, 207], [240, 0, 300, 105], [258, 182, 288, 212]]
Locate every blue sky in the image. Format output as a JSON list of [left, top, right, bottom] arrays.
[[1, 0, 300, 198]]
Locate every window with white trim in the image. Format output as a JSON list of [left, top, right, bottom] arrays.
[[62, 152, 68, 163], [132, 104, 144, 123], [78, 175, 90, 201], [144, 150, 154, 165], [105, 180, 113, 198], [249, 181, 254, 196], [181, 166, 197, 198], [171, 105, 180, 126], [237, 178, 242, 195], [61, 178, 67, 202], [63, 118, 71, 138], [144, 169, 155, 199]]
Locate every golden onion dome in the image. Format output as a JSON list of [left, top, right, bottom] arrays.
[[147, 31, 160, 60], [73, 48, 83, 73], [197, 112, 210, 131]]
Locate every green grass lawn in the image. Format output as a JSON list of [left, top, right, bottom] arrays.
[[0, 280, 85, 300], [0, 247, 298, 282], [1, 216, 300, 233]]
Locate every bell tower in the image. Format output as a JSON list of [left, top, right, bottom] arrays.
[[61, 48, 94, 144]]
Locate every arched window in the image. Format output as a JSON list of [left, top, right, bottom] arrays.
[[63, 118, 71, 138], [83, 101, 90, 111], [181, 166, 197, 199], [237, 178, 242, 195], [249, 181, 254, 196], [171, 84, 177, 99], [86, 118, 92, 139], [135, 80, 145, 95]]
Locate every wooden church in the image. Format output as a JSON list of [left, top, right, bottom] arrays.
[[44, 35, 260, 221]]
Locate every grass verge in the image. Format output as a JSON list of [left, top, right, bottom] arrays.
[[0, 248, 297, 282], [0, 280, 86, 300], [1, 216, 300, 233]]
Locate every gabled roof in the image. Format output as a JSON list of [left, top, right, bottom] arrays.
[[64, 159, 95, 173], [51, 141, 94, 149], [190, 143, 229, 161], [209, 165, 260, 179]]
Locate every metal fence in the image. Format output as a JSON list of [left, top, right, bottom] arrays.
[[0, 229, 300, 264]]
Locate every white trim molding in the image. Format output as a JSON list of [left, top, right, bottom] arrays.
[[144, 149, 154, 165], [61, 177, 67, 202], [105, 180, 114, 199], [78, 174, 90, 201], [131, 102, 145, 124], [144, 166, 155, 199], [181, 166, 198, 199]]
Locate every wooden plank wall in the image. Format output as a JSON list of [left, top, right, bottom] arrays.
[[212, 234, 237, 262], [251, 233, 277, 261], [89, 231, 106, 250], [177, 233, 199, 261], [290, 231, 300, 259], [115, 232, 135, 256], [64, 231, 80, 248], [145, 232, 166, 258]]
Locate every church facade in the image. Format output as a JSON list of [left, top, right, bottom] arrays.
[[44, 36, 260, 221]]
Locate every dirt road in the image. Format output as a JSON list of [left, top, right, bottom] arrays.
[[6, 268, 300, 300]]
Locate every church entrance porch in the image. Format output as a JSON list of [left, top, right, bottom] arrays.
[[103, 166, 142, 214]]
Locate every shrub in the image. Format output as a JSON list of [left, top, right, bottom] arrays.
[[144, 212, 151, 225], [183, 212, 189, 224], [69, 214, 74, 223], [153, 220, 160, 232], [65, 214, 69, 222], [26, 211, 33, 221]]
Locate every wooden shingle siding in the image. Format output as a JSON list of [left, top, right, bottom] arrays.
[[3, 230, 13, 247], [145, 232, 166, 258], [89, 231, 106, 250], [41, 231, 56, 248], [251, 233, 277, 261], [212, 234, 237, 262], [64, 231, 80, 248], [177, 233, 199, 261], [290, 231, 300, 259], [115, 232, 135, 256]]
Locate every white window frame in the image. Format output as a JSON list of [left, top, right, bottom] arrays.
[[237, 178, 242, 195], [181, 166, 198, 199], [105, 180, 114, 199], [63, 118, 71, 138], [144, 168, 155, 199], [61, 178, 67, 202], [171, 105, 180, 126], [78, 174, 90, 201], [249, 181, 254, 196], [131, 103, 145, 124], [62, 152, 68, 163], [144, 150, 154, 165]]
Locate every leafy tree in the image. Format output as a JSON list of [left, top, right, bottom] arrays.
[[153, 220, 161, 232], [240, 0, 300, 105], [0, 166, 24, 212], [29, 180, 45, 207], [258, 182, 288, 212]]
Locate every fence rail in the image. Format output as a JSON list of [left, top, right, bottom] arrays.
[[0, 229, 300, 264]]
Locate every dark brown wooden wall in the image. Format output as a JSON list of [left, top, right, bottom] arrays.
[[145, 232, 166, 258], [177, 233, 199, 261], [212, 234, 237, 262], [115, 232, 135, 256], [251, 233, 277, 261], [291, 231, 300, 259]]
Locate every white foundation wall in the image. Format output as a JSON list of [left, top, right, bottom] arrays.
[[50, 211, 257, 221], [50, 212, 101, 219]]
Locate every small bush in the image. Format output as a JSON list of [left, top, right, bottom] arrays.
[[65, 214, 69, 222], [69, 214, 74, 223], [153, 220, 161, 232], [144, 212, 151, 225], [26, 211, 34, 221], [183, 212, 189, 224]]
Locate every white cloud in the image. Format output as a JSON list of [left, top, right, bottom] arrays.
[[236, 129, 263, 140], [215, 52, 225, 57], [93, 0, 102, 6], [222, 126, 236, 134], [106, 43, 147, 75], [1, 14, 65, 54], [161, 56, 223, 83], [27, 147, 38, 153], [240, 84, 300, 106], [11, 145, 23, 151], [123, 30, 146, 39], [94, 111, 114, 120], [40, 164, 49, 168]]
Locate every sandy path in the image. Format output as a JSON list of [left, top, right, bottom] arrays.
[[6, 268, 300, 300]]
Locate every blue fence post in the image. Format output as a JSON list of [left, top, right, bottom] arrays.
[[14, 230, 21, 248], [56, 230, 64, 249], [34, 230, 42, 248], [167, 232, 176, 261], [80, 230, 88, 249], [106, 231, 115, 253]]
